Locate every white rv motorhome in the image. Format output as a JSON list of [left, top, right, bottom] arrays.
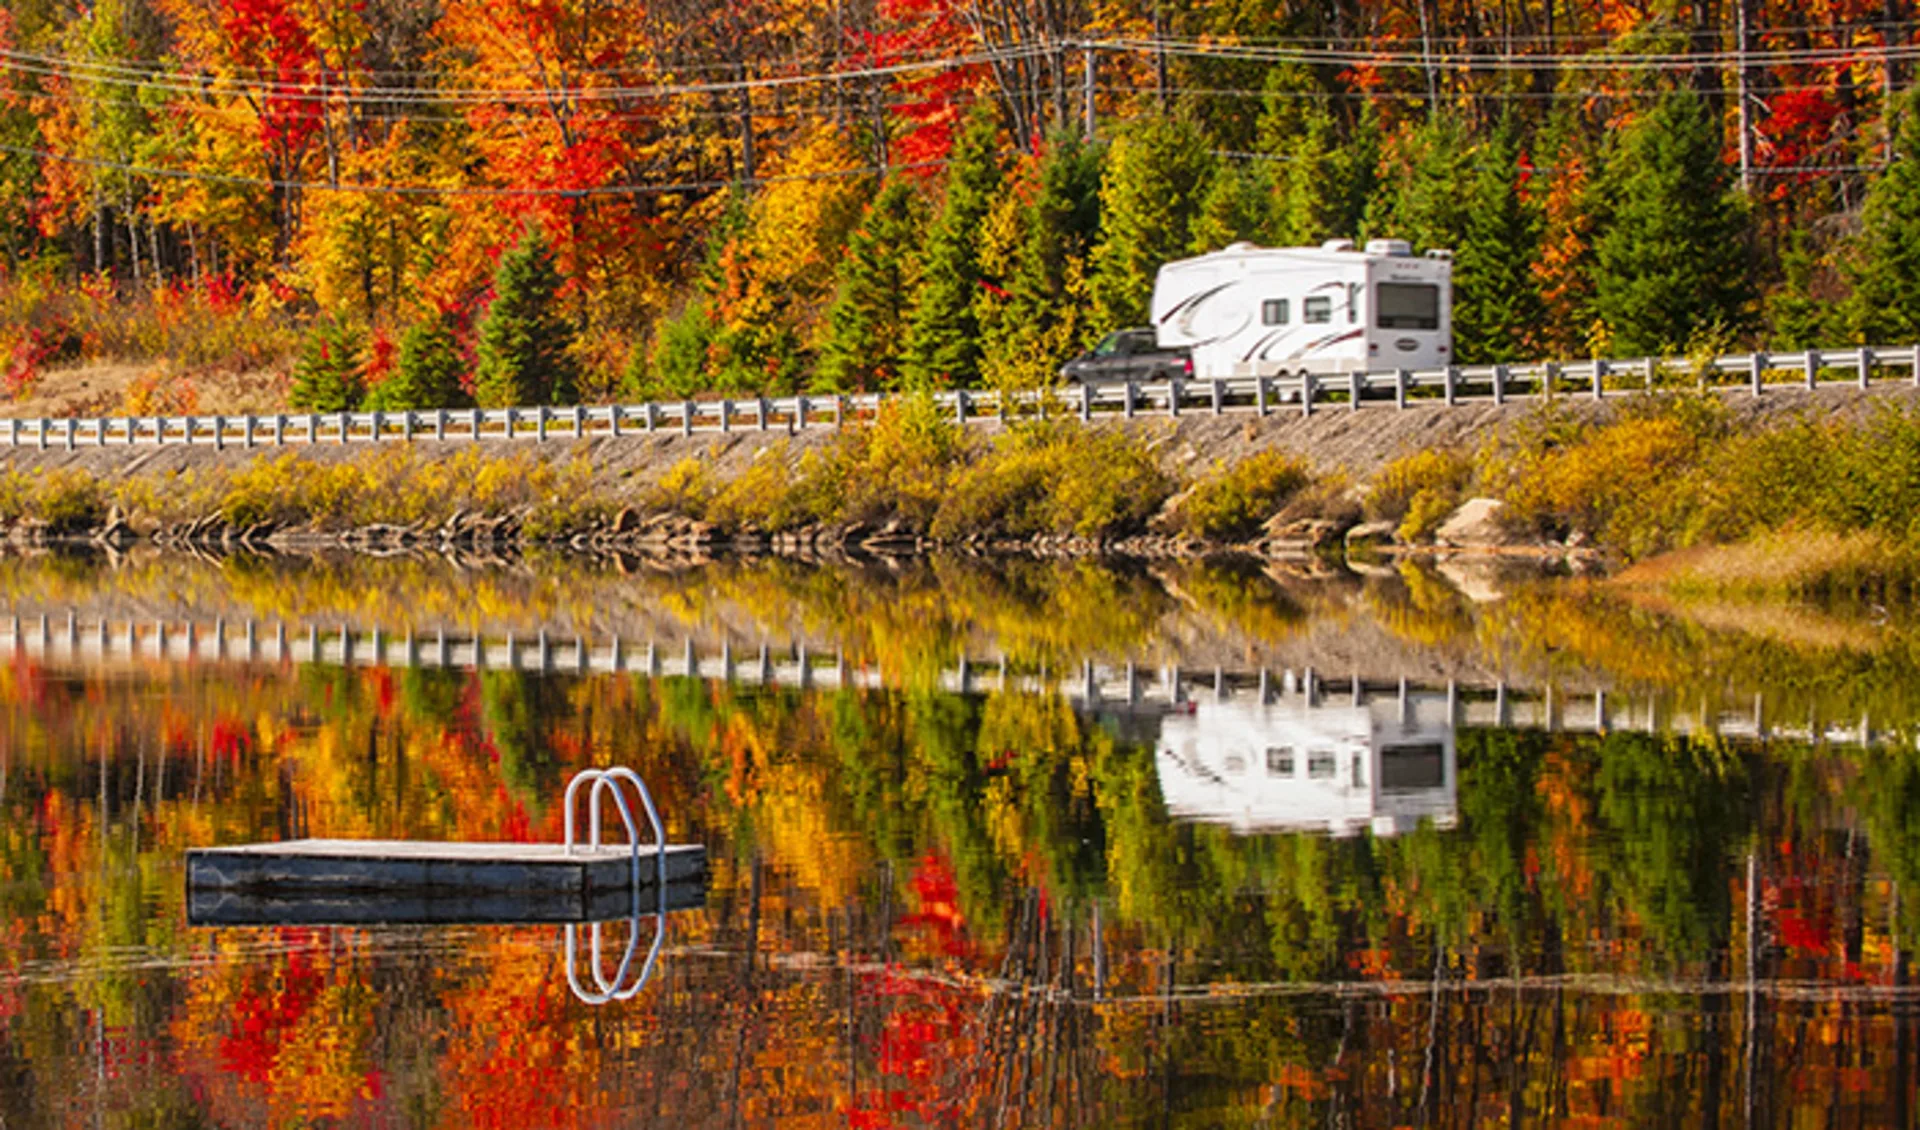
[[1154, 694, 1458, 838], [1152, 239, 1453, 379]]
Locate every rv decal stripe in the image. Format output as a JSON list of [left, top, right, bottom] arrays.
[[1157, 282, 1233, 325]]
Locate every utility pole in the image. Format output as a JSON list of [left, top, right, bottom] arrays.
[[1082, 41, 1097, 140], [1736, 0, 1758, 192]]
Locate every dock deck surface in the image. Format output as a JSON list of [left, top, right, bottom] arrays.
[[188, 838, 706, 901]]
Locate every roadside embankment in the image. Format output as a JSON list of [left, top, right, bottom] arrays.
[[0, 383, 1915, 562]]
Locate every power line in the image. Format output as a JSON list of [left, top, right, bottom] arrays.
[[0, 140, 955, 197]]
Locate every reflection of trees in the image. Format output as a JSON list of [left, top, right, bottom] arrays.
[[1, 659, 1918, 1125]]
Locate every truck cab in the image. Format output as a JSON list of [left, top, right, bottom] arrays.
[[1060, 327, 1194, 384]]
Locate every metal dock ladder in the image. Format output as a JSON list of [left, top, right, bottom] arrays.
[[561, 766, 670, 1004]]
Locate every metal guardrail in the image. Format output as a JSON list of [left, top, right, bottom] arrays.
[[0, 612, 1893, 747], [5, 344, 1919, 450]]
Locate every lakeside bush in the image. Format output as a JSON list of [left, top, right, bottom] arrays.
[[931, 420, 1171, 540], [1173, 451, 1312, 541], [1366, 449, 1473, 542]]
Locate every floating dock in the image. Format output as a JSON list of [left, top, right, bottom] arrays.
[[187, 838, 706, 922]]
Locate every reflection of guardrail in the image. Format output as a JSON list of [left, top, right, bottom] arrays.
[[3, 613, 1891, 747], [4, 345, 1920, 449]]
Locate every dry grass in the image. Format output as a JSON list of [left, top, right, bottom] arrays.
[[1612, 528, 1920, 600]]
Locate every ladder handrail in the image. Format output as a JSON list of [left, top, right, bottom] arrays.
[[560, 765, 671, 1004]]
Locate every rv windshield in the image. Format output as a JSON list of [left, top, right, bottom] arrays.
[[1376, 283, 1440, 330]]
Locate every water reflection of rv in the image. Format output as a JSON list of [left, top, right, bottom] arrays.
[[1154, 695, 1457, 838]]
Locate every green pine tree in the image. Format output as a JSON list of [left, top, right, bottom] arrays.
[[1451, 116, 1543, 363], [1590, 89, 1752, 356], [1769, 228, 1833, 349], [366, 315, 473, 411], [978, 131, 1105, 389], [1846, 88, 1920, 343], [1088, 116, 1216, 328], [815, 177, 926, 392], [472, 228, 581, 408], [1265, 99, 1378, 248], [903, 103, 1004, 386], [288, 316, 365, 412], [1367, 113, 1474, 253], [1188, 160, 1263, 253]]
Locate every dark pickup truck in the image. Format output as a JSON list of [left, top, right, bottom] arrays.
[[1060, 327, 1193, 384]]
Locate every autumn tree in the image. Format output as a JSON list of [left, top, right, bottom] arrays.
[[816, 178, 927, 392], [365, 315, 473, 411], [1590, 89, 1752, 355], [1088, 116, 1215, 328], [288, 316, 365, 412], [903, 103, 1005, 386], [472, 230, 581, 408]]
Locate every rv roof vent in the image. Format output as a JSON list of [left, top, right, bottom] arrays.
[[1365, 238, 1413, 257], [1224, 240, 1259, 253], [1321, 238, 1356, 253], [1426, 248, 1454, 261]]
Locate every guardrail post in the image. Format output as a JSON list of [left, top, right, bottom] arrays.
[[572, 405, 584, 437], [537, 406, 549, 442], [1590, 358, 1606, 400], [1167, 378, 1181, 417], [1300, 372, 1315, 417], [954, 389, 968, 425], [243, 415, 255, 448], [682, 401, 695, 436], [1394, 368, 1408, 410], [1443, 365, 1457, 406], [1750, 352, 1766, 396], [470, 407, 483, 439], [1643, 357, 1657, 387], [1492, 364, 1507, 405], [370, 411, 383, 443], [1080, 381, 1093, 421], [1911, 345, 1920, 387], [403, 410, 415, 442], [213, 414, 225, 450], [1349, 371, 1362, 412], [754, 397, 767, 431], [308, 413, 320, 443], [1252, 376, 1265, 417], [1805, 348, 1821, 390], [1125, 380, 1138, 418], [643, 403, 657, 433], [1209, 378, 1223, 415], [338, 410, 350, 444], [1859, 346, 1874, 389], [435, 409, 446, 440], [63, 418, 75, 450], [503, 407, 516, 440], [95, 417, 107, 446]]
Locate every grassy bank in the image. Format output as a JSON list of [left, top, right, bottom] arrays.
[[0, 397, 1323, 549], [7, 386, 1920, 584]]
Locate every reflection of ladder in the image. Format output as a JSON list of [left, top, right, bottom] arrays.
[[562, 767, 668, 1004]]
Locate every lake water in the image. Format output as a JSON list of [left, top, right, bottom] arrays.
[[1, 550, 1916, 1126]]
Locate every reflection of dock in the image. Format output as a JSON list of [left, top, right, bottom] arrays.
[[1, 613, 1887, 746]]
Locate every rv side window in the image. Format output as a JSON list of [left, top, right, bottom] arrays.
[[1308, 751, 1337, 779], [1261, 299, 1289, 326], [1303, 296, 1333, 324], [1376, 283, 1441, 330], [1266, 746, 1294, 776]]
